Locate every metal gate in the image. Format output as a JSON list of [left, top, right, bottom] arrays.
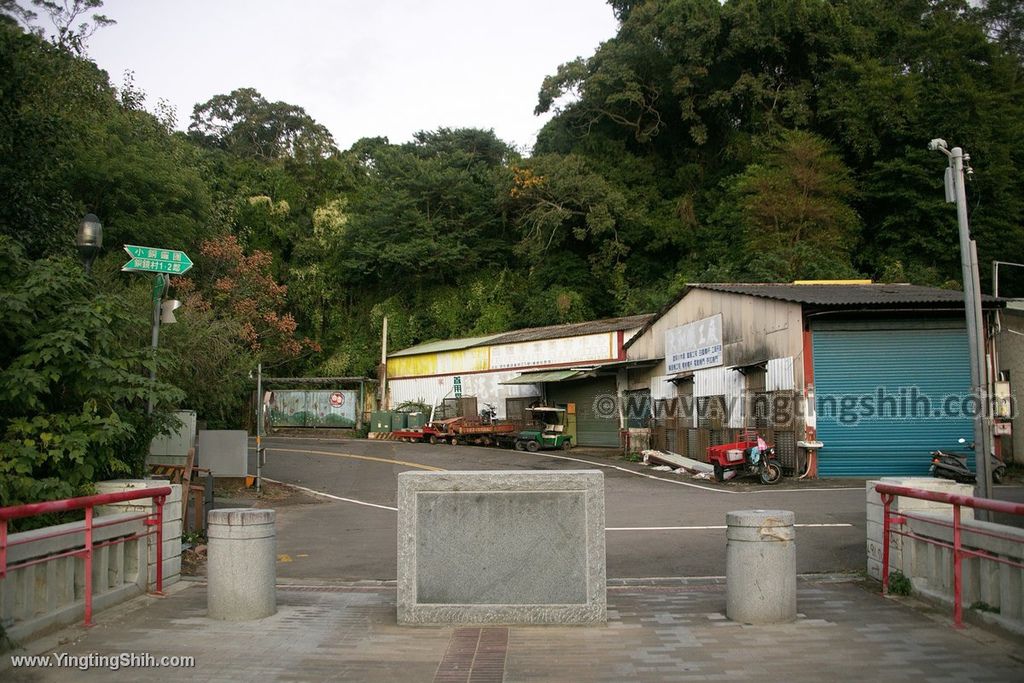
[[812, 321, 973, 476]]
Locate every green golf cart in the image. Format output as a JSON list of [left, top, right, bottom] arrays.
[[513, 406, 573, 452]]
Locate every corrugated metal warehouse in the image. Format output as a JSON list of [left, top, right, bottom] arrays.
[[386, 315, 651, 447], [624, 283, 1004, 477]]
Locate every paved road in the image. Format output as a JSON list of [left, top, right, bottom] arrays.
[[250, 436, 869, 581]]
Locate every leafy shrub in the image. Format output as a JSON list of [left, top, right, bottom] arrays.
[[887, 569, 912, 596]]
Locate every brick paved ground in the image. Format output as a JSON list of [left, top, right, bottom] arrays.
[[3, 578, 1021, 682]]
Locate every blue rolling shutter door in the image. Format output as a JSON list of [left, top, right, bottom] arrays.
[[813, 324, 973, 477]]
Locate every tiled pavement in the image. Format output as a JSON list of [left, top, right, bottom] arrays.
[[4, 578, 1022, 682]]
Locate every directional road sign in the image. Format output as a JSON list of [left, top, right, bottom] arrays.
[[122, 245, 193, 275]]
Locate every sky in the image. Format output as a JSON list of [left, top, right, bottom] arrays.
[[86, 0, 620, 152]]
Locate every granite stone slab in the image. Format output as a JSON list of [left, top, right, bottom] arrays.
[[397, 470, 606, 625]]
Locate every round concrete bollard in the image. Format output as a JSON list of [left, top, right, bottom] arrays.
[[725, 509, 796, 625], [207, 508, 277, 620]]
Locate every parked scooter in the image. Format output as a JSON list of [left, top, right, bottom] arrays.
[[708, 435, 782, 485], [930, 438, 1006, 485]]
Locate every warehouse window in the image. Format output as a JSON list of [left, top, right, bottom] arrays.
[[624, 389, 652, 428], [697, 395, 728, 430]]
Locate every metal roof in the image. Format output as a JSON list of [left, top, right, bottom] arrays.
[[484, 314, 653, 346], [691, 283, 1003, 307], [625, 283, 1005, 349], [388, 334, 504, 358], [389, 314, 653, 358], [499, 369, 595, 384]]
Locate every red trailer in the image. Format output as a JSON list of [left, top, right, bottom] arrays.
[[426, 417, 519, 446]]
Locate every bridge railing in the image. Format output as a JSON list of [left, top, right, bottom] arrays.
[[875, 483, 1024, 628], [0, 487, 171, 628]]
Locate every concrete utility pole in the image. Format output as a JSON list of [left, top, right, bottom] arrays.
[[380, 316, 389, 411], [929, 139, 993, 506]]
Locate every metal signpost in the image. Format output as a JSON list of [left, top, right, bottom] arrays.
[[122, 245, 192, 413]]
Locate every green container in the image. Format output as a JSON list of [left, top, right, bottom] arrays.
[[392, 412, 409, 430], [407, 412, 427, 429], [370, 411, 392, 433]]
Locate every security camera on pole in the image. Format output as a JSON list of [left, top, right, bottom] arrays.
[[928, 139, 993, 508]]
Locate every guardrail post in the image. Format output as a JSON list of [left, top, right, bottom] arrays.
[[881, 493, 893, 595], [953, 504, 963, 628], [84, 505, 93, 626], [155, 495, 165, 595]]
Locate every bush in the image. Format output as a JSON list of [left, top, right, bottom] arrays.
[[887, 569, 912, 596]]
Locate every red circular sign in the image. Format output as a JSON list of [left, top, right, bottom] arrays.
[[329, 392, 344, 407]]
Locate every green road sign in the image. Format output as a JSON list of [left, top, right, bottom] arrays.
[[122, 245, 193, 275]]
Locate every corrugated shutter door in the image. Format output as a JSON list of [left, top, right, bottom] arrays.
[[548, 377, 620, 447], [813, 324, 973, 476]]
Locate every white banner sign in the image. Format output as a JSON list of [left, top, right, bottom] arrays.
[[489, 332, 615, 370], [665, 314, 723, 374]]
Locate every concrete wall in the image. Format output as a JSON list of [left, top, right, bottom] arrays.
[[96, 480, 183, 586], [866, 478, 973, 581], [1, 482, 180, 645], [397, 470, 606, 625]]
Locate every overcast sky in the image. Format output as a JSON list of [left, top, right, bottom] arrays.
[[86, 0, 619, 152]]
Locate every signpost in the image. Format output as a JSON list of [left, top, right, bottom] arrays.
[[121, 245, 192, 413], [121, 245, 193, 275]]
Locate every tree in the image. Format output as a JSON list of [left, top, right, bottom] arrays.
[[1, 0, 114, 54], [174, 235, 320, 365], [723, 130, 862, 280], [189, 88, 337, 161], [0, 20, 212, 258], [0, 238, 182, 513]]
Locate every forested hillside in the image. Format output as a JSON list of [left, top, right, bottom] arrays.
[[1, 1, 1022, 504]]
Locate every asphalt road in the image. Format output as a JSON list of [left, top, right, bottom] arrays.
[[247, 436, 873, 581]]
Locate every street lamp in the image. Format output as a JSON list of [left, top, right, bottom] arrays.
[[75, 213, 103, 274], [929, 138, 993, 506]]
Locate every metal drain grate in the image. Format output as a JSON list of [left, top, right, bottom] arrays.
[[434, 627, 508, 683]]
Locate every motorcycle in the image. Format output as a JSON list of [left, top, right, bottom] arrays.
[[930, 438, 1006, 485], [708, 435, 782, 485]]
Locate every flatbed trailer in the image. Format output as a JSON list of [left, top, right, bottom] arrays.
[[425, 417, 520, 446]]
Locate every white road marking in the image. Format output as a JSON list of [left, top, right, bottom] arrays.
[[265, 479, 853, 530], [605, 524, 853, 531], [532, 452, 736, 493], [263, 478, 398, 511]]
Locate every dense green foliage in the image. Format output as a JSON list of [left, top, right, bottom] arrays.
[[0, 238, 182, 510], [1, 1, 1023, 505]]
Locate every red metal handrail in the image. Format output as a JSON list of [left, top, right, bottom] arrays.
[[875, 483, 1024, 628], [0, 486, 172, 627]]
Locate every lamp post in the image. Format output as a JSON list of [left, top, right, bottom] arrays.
[[929, 139, 993, 507], [76, 214, 103, 274]]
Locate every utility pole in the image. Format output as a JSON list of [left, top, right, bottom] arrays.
[[147, 274, 168, 415], [380, 316, 389, 411], [255, 362, 263, 494], [929, 139, 992, 508]]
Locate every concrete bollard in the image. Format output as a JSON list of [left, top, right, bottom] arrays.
[[726, 509, 796, 624], [207, 508, 277, 620]]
